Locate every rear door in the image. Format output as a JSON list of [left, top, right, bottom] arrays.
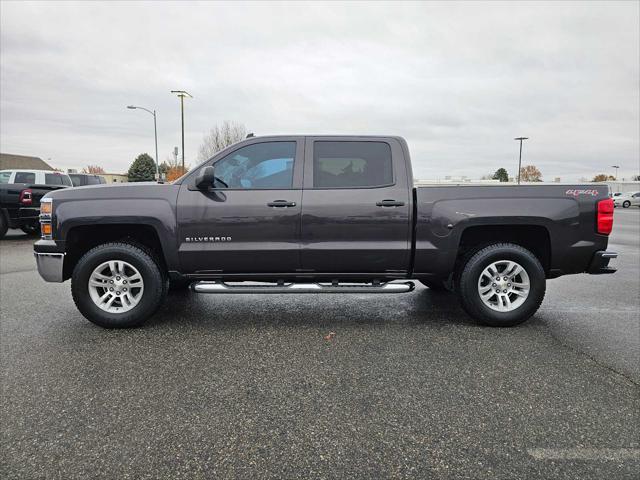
[[300, 137, 411, 274], [177, 138, 304, 274]]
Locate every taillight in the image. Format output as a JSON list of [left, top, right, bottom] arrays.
[[19, 189, 33, 206], [597, 198, 614, 235]]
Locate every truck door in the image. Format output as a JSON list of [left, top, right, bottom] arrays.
[[177, 138, 304, 274], [300, 137, 411, 274]]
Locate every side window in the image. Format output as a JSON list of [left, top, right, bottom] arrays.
[[14, 172, 36, 184], [213, 142, 296, 189], [86, 176, 101, 185], [45, 173, 72, 186], [0, 171, 11, 184], [69, 174, 82, 186], [313, 141, 393, 188]]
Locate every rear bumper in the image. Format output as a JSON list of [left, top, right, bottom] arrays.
[[587, 250, 617, 275], [34, 252, 65, 282]]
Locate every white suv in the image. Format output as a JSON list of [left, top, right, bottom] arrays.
[[0, 169, 73, 187]]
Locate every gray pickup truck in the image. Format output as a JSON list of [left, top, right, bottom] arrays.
[[34, 135, 617, 328]]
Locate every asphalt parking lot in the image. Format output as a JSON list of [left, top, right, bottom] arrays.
[[1, 209, 639, 479]]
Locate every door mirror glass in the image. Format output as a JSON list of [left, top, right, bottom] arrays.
[[195, 166, 215, 189]]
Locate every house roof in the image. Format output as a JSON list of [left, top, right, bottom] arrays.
[[0, 153, 54, 171]]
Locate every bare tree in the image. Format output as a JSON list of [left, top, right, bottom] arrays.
[[519, 165, 543, 182], [82, 165, 106, 174], [198, 121, 248, 162]]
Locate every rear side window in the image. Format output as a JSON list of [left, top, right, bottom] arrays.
[[45, 173, 72, 186], [313, 141, 393, 188], [68, 174, 83, 186], [14, 172, 36, 184], [0, 171, 11, 184], [86, 175, 102, 185]]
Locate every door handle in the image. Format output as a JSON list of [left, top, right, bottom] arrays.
[[267, 200, 297, 208], [376, 199, 405, 207]]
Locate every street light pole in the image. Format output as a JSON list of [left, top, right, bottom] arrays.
[[514, 137, 529, 184], [611, 165, 619, 180], [170, 90, 192, 172], [127, 105, 159, 182]]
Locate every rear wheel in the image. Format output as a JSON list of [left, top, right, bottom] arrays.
[[71, 242, 167, 328], [623, 200, 631, 208], [20, 223, 39, 236], [457, 243, 545, 327]]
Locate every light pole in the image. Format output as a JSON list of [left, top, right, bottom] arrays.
[[127, 105, 159, 182], [611, 165, 619, 180], [514, 137, 529, 184], [170, 90, 192, 172]]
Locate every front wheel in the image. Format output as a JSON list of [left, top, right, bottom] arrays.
[[71, 242, 167, 328], [457, 243, 546, 327], [623, 200, 631, 208]]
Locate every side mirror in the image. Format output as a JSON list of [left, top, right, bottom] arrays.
[[195, 166, 215, 190]]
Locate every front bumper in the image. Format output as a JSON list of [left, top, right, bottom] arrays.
[[587, 250, 617, 275], [34, 253, 65, 282]]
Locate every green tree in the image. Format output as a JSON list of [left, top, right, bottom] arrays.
[[128, 153, 156, 182], [492, 168, 509, 182]]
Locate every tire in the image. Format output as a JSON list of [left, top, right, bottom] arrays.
[[0, 211, 8, 239], [457, 243, 545, 327], [419, 279, 449, 291], [21, 223, 39, 236], [71, 242, 167, 328], [623, 200, 631, 208]]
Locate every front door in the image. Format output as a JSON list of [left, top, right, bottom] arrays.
[[300, 137, 411, 274], [177, 139, 304, 274]]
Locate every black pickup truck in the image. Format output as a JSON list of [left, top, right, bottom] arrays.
[[34, 135, 617, 328], [0, 183, 67, 238]]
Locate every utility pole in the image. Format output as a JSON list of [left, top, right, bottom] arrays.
[[170, 90, 192, 172], [514, 137, 529, 184]]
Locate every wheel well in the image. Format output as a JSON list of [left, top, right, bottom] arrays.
[[63, 224, 166, 280], [457, 225, 551, 273]]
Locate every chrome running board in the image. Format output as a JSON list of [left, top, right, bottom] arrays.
[[191, 281, 415, 294]]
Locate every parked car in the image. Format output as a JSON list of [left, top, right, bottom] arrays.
[[68, 173, 107, 187], [613, 191, 640, 208], [0, 169, 73, 187], [34, 135, 617, 329], [0, 183, 68, 238]]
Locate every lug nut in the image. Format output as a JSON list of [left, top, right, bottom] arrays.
[[507, 283, 511, 287], [123, 288, 127, 292], [123, 280, 127, 284], [116, 291, 120, 295], [110, 280, 114, 284], [116, 276, 121, 281], [503, 289, 507, 293], [495, 289, 500, 293], [109, 287, 114, 291], [492, 283, 496, 287], [503, 277, 508, 281]]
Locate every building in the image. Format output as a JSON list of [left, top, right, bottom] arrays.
[[102, 173, 129, 183], [598, 181, 640, 194], [0, 153, 54, 171]]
